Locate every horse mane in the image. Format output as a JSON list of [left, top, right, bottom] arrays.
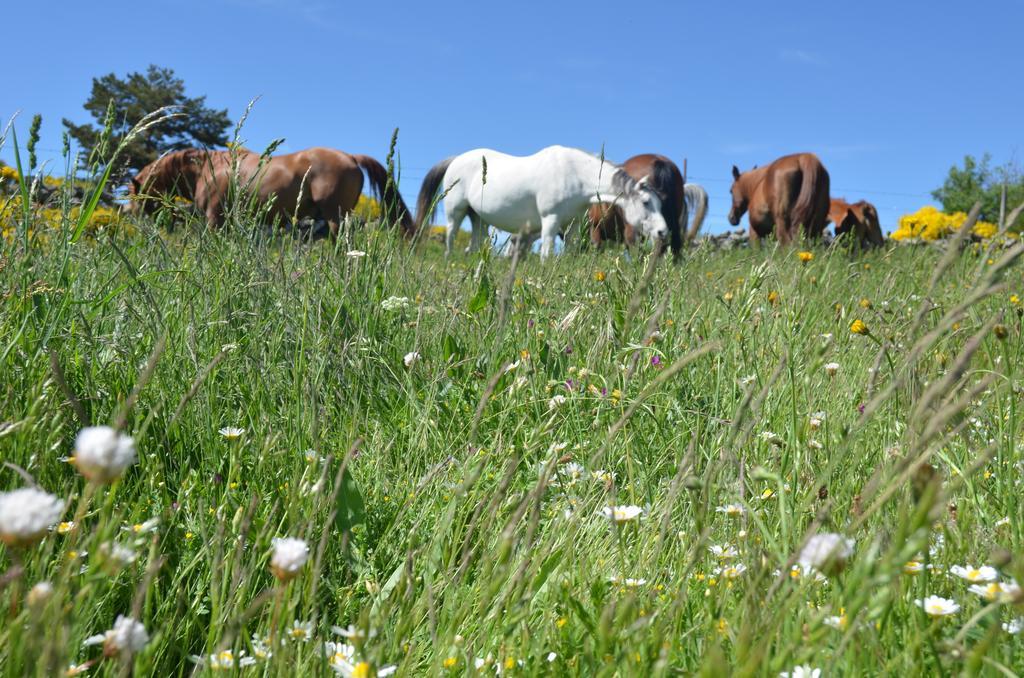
[[610, 168, 638, 194]]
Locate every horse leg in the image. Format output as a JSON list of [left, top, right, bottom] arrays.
[[466, 210, 487, 253], [539, 215, 560, 261], [445, 204, 468, 257], [774, 211, 794, 246]]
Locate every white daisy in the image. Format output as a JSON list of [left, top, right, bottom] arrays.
[[287, 620, 314, 642], [600, 505, 643, 524], [219, 427, 245, 440], [713, 563, 748, 579], [403, 351, 420, 367], [949, 564, 998, 583], [715, 504, 745, 517], [709, 544, 739, 560], [915, 595, 959, 617]]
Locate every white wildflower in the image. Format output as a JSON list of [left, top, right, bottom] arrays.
[[123, 518, 160, 535], [0, 487, 65, 546], [1004, 618, 1023, 634], [609, 575, 647, 587], [100, 541, 138, 567], [84, 615, 149, 656], [713, 563, 748, 579], [287, 620, 314, 642], [824, 362, 840, 377], [381, 296, 410, 312], [547, 395, 567, 410], [72, 426, 137, 483], [797, 533, 854, 576], [219, 426, 245, 440], [27, 581, 54, 606], [915, 595, 959, 617], [715, 504, 745, 517], [270, 537, 309, 581], [949, 564, 998, 583], [403, 351, 421, 368], [780, 666, 821, 678], [600, 505, 643, 524], [709, 544, 739, 560]]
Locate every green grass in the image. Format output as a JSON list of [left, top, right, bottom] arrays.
[[2, 188, 1024, 676]]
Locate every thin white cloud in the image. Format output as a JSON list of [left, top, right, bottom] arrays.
[[779, 49, 826, 66], [222, 0, 332, 27]]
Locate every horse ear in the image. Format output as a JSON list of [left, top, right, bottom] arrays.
[[731, 165, 741, 180], [636, 176, 649, 188]]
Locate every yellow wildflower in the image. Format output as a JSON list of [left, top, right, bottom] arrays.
[[849, 319, 869, 335], [797, 251, 813, 263]]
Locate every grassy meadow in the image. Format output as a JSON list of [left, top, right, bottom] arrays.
[[2, 151, 1024, 676]]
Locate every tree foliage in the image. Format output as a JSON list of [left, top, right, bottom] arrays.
[[932, 154, 1024, 229], [62, 65, 231, 175]]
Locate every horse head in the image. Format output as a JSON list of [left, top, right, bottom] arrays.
[[618, 175, 668, 242], [727, 165, 749, 226]]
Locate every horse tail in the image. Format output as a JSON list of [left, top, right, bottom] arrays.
[[351, 154, 415, 237], [415, 157, 454, 230], [683, 183, 708, 241], [791, 155, 829, 237]]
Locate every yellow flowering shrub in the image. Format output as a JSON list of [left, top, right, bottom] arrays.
[[1, 198, 135, 244], [891, 205, 999, 241], [352, 194, 381, 221]]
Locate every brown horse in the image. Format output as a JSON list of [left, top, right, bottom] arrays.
[[828, 198, 884, 249], [130, 147, 415, 236], [588, 181, 708, 253], [728, 153, 830, 245], [580, 154, 687, 259]]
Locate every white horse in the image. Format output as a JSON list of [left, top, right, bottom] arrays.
[[415, 145, 669, 259]]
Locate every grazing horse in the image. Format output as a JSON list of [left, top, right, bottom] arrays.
[[130, 147, 415, 236], [589, 182, 708, 253], [828, 198, 884, 249], [415, 145, 668, 259], [727, 153, 830, 245]]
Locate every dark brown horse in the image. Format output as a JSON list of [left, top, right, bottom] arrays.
[[728, 153, 830, 245], [581, 154, 687, 259], [828, 198, 884, 248], [588, 182, 708, 253], [130, 147, 415, 236]]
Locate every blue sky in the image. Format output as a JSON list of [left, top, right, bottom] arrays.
[[4, 0, 1023, 234]]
